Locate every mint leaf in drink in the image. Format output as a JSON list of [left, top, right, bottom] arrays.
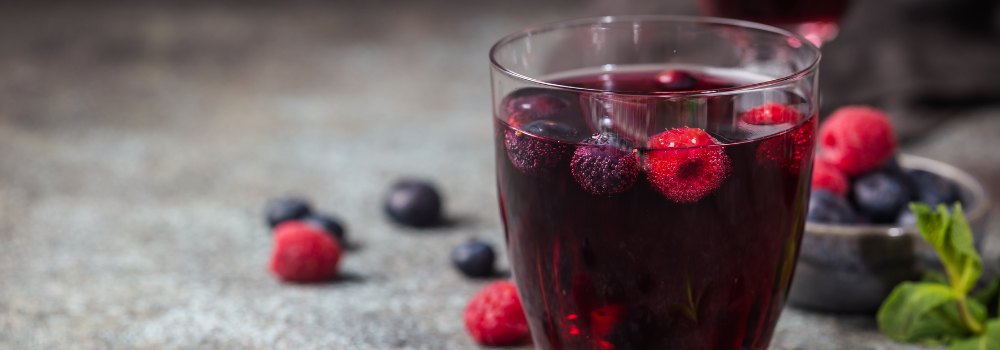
[[878, 282, 969, 344], [948, 319, 1000, 350], [912, 203, 982, 295]]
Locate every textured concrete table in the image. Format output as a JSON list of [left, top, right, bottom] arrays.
[[0, 2, 996, 349]]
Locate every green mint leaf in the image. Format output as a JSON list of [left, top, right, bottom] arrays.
[[878, 282, 971, 343], [972, 279, 1000, 319], [948, 319, 1000, 350], [924, 270, 950, 285], [911, 203, 982, 295]]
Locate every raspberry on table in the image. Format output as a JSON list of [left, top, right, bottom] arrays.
[[817, 105, 897, 176], [645, 127, 730, 203], [740, 103, 801, 125], [464, 281, 530, 346], [269, 221, 342, 283]]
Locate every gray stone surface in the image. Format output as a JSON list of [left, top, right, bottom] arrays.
[[0, 1, 997, 349]]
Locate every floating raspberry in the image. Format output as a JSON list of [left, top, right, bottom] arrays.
[[505, 120, 578, 176], [571, 133, 639, 195], [503, 88, 572, 127], [818, 106, 897, 176], [756, 121, 814, 175], [812, 160, 848, 196], [269, 221, 342, 283], [645, 127, 730, 203], [464, 281, 530, 346], [740, 103, 801, 125]]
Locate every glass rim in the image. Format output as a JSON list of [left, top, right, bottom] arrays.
[[489, 15, 822, 96]]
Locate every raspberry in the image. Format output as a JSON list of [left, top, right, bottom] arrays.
[[571, 133, 640, 195], [645, 127, 730, 203], [269, 221, 342, 283], [818, 106, 897, 176], [464, 281, 530, 346], [812, 160, 848, 196], [756, 120, 815, 175], [740, 103, 801, 125]]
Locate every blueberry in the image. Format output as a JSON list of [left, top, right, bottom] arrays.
[[655, 70, 697, 91], [384, 180, 442, 227], [807, 190, 857, 224], [908, 169, 960, 207], [304, 214, 347, 243], [264, 197, 311, 228], [522, 120, 579, 140], [570, 133, 639, 195], [851, 171, 912, 224], [451, 240, 496, 277]]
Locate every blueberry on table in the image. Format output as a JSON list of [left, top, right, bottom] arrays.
[[304, 214, 347, 243], [908, 169, 960, 207], [808, 190, 857, 224], [851, 171, 912, 224], [264, 197, 312, 228], [384, 180, 442, 227], [451, 240, 496, 278]]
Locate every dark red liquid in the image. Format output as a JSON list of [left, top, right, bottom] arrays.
[[496, 69, 815, 350], [699, 0, 851, 25]]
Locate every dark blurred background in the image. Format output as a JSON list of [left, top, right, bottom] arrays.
[[0, 1, 998, 349]]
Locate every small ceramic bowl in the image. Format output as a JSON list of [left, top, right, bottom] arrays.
[[787, 154, 991, 313]]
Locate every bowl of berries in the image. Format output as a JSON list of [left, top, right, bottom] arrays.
[[787, 106, 991, 313]]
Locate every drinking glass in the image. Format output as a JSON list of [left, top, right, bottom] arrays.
[[698, 0, 852, 47], [490, 16, 820, 350]]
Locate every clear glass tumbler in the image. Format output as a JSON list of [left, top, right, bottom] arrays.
[[490, 16, 820, 350]]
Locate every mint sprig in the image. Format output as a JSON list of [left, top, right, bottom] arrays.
[[877, 203, 1000, 349]]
